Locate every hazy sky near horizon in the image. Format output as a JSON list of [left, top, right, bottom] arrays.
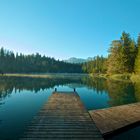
[[0, 0, 140, 60]]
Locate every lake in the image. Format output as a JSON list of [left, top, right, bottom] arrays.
[[0, 74, 140, 140]]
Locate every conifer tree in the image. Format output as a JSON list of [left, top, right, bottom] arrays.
[[134, 34, 140, 74], [121, 32, 132, 73], [107, 32, 136, 74], [107, 40, 124, 74]]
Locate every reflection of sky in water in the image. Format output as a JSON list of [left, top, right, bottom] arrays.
[[0, 77, 139, 140], [0, 89, 52, 139]]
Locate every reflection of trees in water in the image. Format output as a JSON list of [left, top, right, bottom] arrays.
[[81, 77, 108, 94], [0, 76, 139, 108], [0, 79, 14, 107], [82, 77, 137, 106], [106, 79, 136, 106], [0, 77, 83, 101], [67, 83, 85, 89], [134, 82, 140, 102]]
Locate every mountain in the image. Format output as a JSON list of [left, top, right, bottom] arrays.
[[64, 57, 94, 64]]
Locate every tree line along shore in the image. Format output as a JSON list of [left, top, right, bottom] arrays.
[[82, 32, 140, 81], [0, 31, 140, 82]]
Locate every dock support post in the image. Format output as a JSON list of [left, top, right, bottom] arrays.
[[54, 88, 57, 92]]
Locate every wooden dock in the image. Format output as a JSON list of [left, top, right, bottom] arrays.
[[21, 92, 103, 140], [89, 102, 140, 135]]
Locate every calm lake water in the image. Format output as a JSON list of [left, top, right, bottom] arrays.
[[0, 75, 140, 140]]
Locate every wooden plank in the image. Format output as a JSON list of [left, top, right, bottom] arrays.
[[20, 92, 103, 139], [89, 102, 140, 135]]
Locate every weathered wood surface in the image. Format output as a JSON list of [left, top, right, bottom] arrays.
[[89, 102, 140, 135], [21, 92, 103, 140]]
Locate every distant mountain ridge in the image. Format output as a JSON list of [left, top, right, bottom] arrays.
[[64, 57, 94, 64]]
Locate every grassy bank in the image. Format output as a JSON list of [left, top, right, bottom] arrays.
[[107, 74, 132, 82], [0, 73, 88, 79], [1, 73, 140, 83], [130, 74, 140, 82], [91, 73, 140, 83], [90, 73, 132, 82]]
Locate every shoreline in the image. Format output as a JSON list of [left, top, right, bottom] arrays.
[[91, 73, 140, 83], [0, 73, 140, 83], [0, 73, 88, 79], [90, 73, 133, 82]]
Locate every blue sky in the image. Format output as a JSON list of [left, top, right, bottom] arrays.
[[0, 0, 140, 60]]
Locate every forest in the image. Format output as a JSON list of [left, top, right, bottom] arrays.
[[83, 32, 140, 75], [0, 48, 82, 73], [0, 31, 140, 75]]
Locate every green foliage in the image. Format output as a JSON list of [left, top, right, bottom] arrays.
[[107, 40, 124, 74], [84, 32, 139, 75], [1, 31, 140, 75], [82, 56, 107, 74], [0, 47, 83, 73], [134, 34, 140, 74], [107, 32, 137, 74]]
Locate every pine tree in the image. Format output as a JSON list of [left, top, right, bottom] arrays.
[[121, 32, 132, 73], [107, 40, 124, 74], [134, 34, 140, 74], [128, 39, 137, 72], [107, 32, 137, 74], [0, 47, 83, 73]]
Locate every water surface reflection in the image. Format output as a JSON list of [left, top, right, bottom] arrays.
[[0, 75, 139, 139]]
